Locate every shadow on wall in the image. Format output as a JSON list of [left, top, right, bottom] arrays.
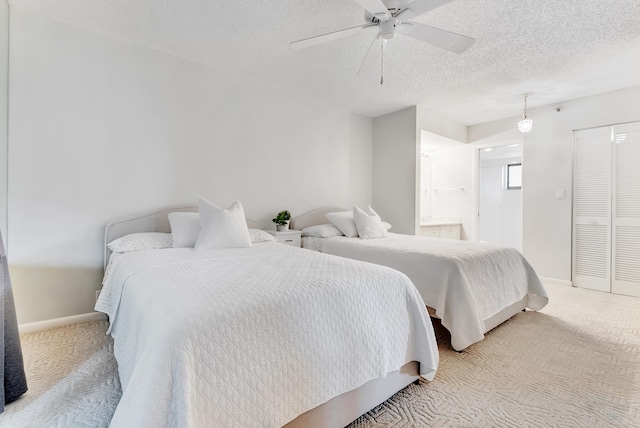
[[9, 265, 103, 324]]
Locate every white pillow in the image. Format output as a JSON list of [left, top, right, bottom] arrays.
[[168, 212, 200, 248], [169, 213, 266, 246], [325, 211, 359, 238], [301, 224, 344, 238], [195, 198, 252, 249], [382, 221, 392, 231], [249, 229, 277, 243], [107, 232, 173, 253], [353, 205, 388, 239]]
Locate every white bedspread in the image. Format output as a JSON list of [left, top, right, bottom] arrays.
[[321, 234, 548, 351], [96, 243, 438, 428]]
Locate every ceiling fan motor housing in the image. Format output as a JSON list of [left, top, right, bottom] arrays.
[[365, 6, 399, 23], [380, 18, 399, 39]]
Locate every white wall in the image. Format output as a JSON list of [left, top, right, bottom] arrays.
[[501, 161, 522, 250], [478, 156, 522, 250], [7, 8, 373, 323], [418, 107, 470, 236], [428, 145, 474, 240], [417, 106, 468, 144], [373, 106, 468, 235], [349, 113, 373, 205], [0, 1, 7, 240], [419, 156, 432, 221], [479, 162, 502, 243], [469, 86, 640, 281], [372, 106, 418, 234]]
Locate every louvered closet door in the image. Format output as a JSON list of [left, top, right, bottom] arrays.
[[612, 122, 640, 297], [572, 127, 612, 292]]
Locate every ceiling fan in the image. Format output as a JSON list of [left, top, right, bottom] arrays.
[[290, 0, 475, 84]]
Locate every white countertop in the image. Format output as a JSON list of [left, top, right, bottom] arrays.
[[420, 218, 462, 227]]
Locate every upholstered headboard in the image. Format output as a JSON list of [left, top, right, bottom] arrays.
[[104, 206, 259, 269], [289, 206, 347, 231]]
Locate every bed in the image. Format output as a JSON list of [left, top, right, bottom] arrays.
[[290, 206, 549, 351], [96, 204, 439, 428]]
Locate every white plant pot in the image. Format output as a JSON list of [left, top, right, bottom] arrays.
[[276, 222, 289, 231]]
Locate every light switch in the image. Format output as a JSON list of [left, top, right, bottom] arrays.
[[555, 189, 565, 199]]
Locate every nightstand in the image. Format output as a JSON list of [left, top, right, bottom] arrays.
[[266, 230, 302, 247]]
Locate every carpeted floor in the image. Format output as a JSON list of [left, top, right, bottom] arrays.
[[1, 282, 639, 427]]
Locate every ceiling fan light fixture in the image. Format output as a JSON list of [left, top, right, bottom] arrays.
[[518, 117, 533, 133], [517, 93, 533, 133], [380, 19, 398, 39]]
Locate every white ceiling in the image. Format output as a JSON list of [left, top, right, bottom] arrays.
[[9, 0, 640, 125], [479, 144, 522, 161]]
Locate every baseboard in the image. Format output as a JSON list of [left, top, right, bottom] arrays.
[[19, 312, 107, 334], [539, 277, 573, 287]]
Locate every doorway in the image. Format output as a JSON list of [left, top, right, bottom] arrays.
[[419, 131, 470, 239], [478, 143, 523, 250]]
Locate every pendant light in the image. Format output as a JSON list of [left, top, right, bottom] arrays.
[[518, 93, 533, 133]]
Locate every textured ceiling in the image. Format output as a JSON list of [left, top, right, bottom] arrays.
[[9, 0, 640, 124]]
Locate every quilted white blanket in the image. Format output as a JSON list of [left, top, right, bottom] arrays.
[[96, 243, 438, 428], [321, 234, 548, 351]]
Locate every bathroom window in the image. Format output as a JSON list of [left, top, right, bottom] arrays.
[[507, 163, 522, 189]]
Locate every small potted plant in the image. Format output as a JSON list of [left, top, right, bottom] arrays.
[[272, 210, 291, 231]]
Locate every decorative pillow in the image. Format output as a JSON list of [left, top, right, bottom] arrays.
[[195, 198, 252, 249], [325, 211, 359, 238], [249, 229, 277, 243], [301, 224, 344, 238], [353, 205, 388, 239], [107, 232, 173, 253], [382, 221, 392, 231], [168, 212, 200, 248]]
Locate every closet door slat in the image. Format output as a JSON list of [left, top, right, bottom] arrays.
[[572, 127, 612, 292], [612, 123, 640, 297]]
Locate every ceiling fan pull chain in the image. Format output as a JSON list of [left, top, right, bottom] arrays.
[[380, 42, 384, 85]]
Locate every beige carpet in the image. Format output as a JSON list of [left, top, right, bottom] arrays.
[[1, 282, 639, 428], [0, 321, 121, 427]]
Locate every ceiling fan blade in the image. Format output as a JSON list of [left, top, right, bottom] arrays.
[[290, 24, 377, 50], [396, 0, 454, 20], [355, 0, 390, 21], [358, 33, 384, 75], [398, 22, 474, 53]]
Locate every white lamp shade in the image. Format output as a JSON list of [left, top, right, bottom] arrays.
[[518, 117, 533, 133]]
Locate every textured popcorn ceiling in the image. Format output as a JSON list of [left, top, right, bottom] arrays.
[[9, 0, 640, 124]]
